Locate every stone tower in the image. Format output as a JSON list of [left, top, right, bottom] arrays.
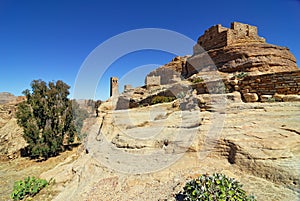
[[110, 77, 119, 97]]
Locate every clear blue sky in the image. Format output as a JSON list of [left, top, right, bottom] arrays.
[[1, 0, 299, 100]]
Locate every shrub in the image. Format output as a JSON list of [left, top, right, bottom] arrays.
[[191, 77, 204, 83], [235, 72, 248, 79], [10, 176, 48, 201], [179, 173, 256, 201], [72, 100, 89, 140], [151, 96, 175, 105]]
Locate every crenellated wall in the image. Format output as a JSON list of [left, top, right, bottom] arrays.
[[195, 22, 265, 52]]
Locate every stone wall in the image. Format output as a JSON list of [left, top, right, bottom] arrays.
[[145, 75, 161, 87], [195, 22, 265, 52], [189, 70, 300, 102], [238, 70, 300, 96]]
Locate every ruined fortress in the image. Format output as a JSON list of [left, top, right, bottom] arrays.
[[111, 22, 299, 104], [194, 22, 265, 52]]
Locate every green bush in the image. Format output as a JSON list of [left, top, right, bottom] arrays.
[[180, 173, 256, 201], [151, 96, 175, 105], [235, 72, 248, 79], [11, 176, 48, 201], [191, 77, 204, 83]]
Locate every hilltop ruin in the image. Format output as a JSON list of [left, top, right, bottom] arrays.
[[113, 22, 299, 107]]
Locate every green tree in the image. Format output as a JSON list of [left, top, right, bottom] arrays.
[[16, 80, 76, 159], [72, 100, 89, 140]]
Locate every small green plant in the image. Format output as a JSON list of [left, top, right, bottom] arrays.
[[11, 176, 48, 201], [235, 72, 248, 79], [179, 173, 256, 201], [191, 77, 204, 84], [267, 97, 276, 103], [151, 96, 175, 105]]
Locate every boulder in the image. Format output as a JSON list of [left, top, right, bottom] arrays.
[[243, 93, 259, 102], [260, 95, 273, 102], [282, 95, 300, 102]]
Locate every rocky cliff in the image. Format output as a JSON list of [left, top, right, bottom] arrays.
[[0, 100, 26, 160], [147, 22, 298, 80], [185, 22, 298, 77]]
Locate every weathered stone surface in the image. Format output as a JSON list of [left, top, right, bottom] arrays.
[[0, 103, 26, 159], [243, 93, 259, 102], [260, 94, 273, 102], [273, 93, 285, 101], [146, 56, 189, 85], [184, 22, 298, 77], [41, 102, 300, 201], [282, 94, 300, 102]]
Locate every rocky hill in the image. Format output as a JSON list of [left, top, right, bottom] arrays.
[[0, 92, 17, 104], [186, 22, 298, 76], [0, 22, 299, 201], [147, 22, 298, 81], [0, 95, 26, 160], [38, 99, 300, 201]]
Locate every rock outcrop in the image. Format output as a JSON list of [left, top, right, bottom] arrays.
[[185, 22, 298, 77], [0, 92, 16, 104], [41, 101, 300, 201], [0, 102, 26, 159], [146, 56, 189, 85]]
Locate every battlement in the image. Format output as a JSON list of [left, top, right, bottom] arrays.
[[195, 22, 265, 52]]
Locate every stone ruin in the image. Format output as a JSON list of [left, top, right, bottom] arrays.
[[186, 22, 298, 76], [110, 77, 119, 97], [194, 22, 265, 52], [145, 75, 161, 89], [110, 22, 299, 107]]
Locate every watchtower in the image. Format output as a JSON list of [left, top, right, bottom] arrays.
[[110, 77, 119, 97]]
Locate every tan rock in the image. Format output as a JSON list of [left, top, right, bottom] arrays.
[[243, 93, 259, 102], [273, 93, 285, 101], [260, 95, 273, 102], [282, 95, 300, 102], [185, 22, 298, 77]]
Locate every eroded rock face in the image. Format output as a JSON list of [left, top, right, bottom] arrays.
[[146, 56, 190, 85], [0, 103, 26, 159], [184, 22, 298, 77], [39, 102, 300, 201]]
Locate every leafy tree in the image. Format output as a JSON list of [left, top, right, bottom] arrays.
[[16, 80, 76, 159], [72, 100, 89, 140]]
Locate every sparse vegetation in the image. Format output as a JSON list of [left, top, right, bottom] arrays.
[[235, 72, 248, 79], [151, 96, 176, 105], [10, 176, 48, 201], [179, 173, 256, 201], [191, 77, 204, 83], [72, 100, 89, 140], [16, 80, 77, 160]]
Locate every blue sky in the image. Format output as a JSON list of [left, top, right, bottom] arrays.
[[0, 0, 299, 100]]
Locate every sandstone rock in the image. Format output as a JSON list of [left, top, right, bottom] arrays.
[[146, 56, 189, 85], [40, 102, 300, 201], [282, 95, 300, 102], [0, 92, 16, 104], [0, 118, 26, 159], [273, 93, 285, 102], [260, 95, 273, 102], [243, 93, 259, 102], [185, 22, 298, 77]]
